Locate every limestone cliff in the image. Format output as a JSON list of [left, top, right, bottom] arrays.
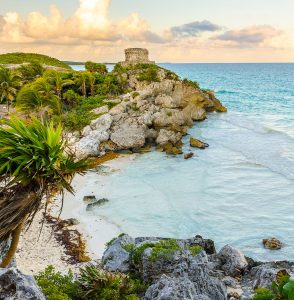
[[69, 65, 227, 159]]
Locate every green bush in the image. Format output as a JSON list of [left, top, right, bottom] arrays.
[[85, 61, 108, 74], [137, 67, 160, 83], [77, 264, 141, 300], [122, 243, 136, 253], [131, 242, 156, 265], [35, 265, 78, 300], [253, 288, 275, 300], [149, 239, 180, 261], [182, 78, 200, 89], [62, 95, 108, 131], [188, 245, 203, 256], [0, 52, 71, 69]]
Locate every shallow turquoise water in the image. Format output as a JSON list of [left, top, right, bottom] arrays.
[[73, 64, 294, 261]]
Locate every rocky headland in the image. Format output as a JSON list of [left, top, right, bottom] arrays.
[[68, 65, 227, 159]]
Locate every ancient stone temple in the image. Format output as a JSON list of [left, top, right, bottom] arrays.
[[119, 48, 155, 66]]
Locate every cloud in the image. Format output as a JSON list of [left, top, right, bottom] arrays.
[[170, 20, 221, 38], [0, 16, 5, 32], [0, 0, 163, 44], [214, 25, 281, 47]]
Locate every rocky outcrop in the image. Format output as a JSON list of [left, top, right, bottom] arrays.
[[110, 123, 146, 149], [70, 67, 227, 158], [101, 235, 294, 300], [102, 235, 226, 300], [0, 268, 45, 300], [218, 245, 248, 277]]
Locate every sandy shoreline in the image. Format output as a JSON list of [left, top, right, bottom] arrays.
[[16, 154, 136, 275]]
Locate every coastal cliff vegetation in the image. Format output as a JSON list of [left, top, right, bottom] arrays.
[[0, 52, 71, 70]]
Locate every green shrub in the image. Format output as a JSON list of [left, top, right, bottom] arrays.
[[253, 288, 275, 300], [122, 243, 136, 253], [0, 52, 71, 69], [131, 243, 156, 265], [182, 78, 200, 89], [63, 95, 108, 131], [166, 111, 172, 117], [85, 61, 108, 74], [35, 265, 78, 300], [112, 64, 129, 74], [137, 69, 160, 82], [132, 92, 140, 98], [188, 245, 203, 256], [131, 104, 139, 111], [77, 264, 141, 300], [149, 239, 181, 261]]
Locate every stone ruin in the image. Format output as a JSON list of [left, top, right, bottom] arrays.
[[119, 48, 155, 67]]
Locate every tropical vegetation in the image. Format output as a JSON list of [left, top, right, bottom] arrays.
[[0, 117, 89, 268], [0, 59, 173, 131], [35, 264, 144, 300], [0, 52, 71, 69]]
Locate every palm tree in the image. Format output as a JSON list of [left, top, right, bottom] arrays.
[[75, 71, 91, 97], [16, 78, 61, 115], [88, 72, 96, 96], [44, 70, 74, 100], [0, 67, 21, 111], [0, 117, 89, 267], [19, 62, 45, 83]]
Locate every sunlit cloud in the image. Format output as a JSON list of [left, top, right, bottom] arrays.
[[169, 20, 221, 38], [213, 25, 281, 47], [0, 0, 290, 62]]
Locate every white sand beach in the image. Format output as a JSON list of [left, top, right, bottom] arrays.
[[16, 154, 136, 275]]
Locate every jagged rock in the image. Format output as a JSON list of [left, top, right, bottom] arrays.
[[144, 275, 199, 300], [190, 137, 209, 149], [184, 152, 194, 159], [86, 198, 109, 211], [91, 105, 109, 115], [205, 90, 227, 112], [0, 268, 45, 300], [83, 195, 97, 203], [81, 125, 92, 137], [102, 234, 135, 273], [183, 104, 206, 121], [155, 95, 181, 108], [73, 129, 109, 159], [90, 114, 113, 131], [153, 109, 193, 128], [109, 103, 127, 116], [262, 237, 282, 250], [111, 123, 146, 149], [218, 245, 248, 276], [160, 143, 183, 155], [67, 218, 80, 226], [156, 129, 182, 146]]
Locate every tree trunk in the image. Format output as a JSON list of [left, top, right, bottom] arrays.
[[0, 222, 23, 268]]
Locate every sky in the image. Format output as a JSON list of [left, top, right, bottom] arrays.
[[0, 0, 294, 63]]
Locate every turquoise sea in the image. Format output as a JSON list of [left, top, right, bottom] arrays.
[[72, 63, 294, 261]]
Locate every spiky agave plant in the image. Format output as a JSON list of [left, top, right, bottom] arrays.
[[0, 117, 89, 267], [78, 264, 137, 300]]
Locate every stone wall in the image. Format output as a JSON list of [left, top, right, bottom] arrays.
[[120, 48, 155, 66]]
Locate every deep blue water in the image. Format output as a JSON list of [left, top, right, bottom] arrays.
[[70, 64, 294, 260]]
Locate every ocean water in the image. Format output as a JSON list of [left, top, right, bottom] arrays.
[[70, 63, 294, 261]]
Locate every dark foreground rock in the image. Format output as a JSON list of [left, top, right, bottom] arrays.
[[0, 268, 45, 300], [101, 235, 294, 300]]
